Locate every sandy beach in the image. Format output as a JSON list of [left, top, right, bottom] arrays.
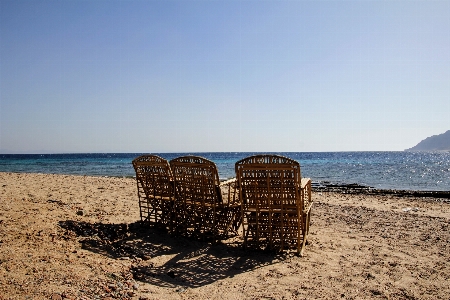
[[0, 172, 449, 300]]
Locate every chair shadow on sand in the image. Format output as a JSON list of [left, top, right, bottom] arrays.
[[58, 220, 286, 288]]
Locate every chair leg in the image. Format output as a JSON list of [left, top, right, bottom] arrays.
[[299, 209, 311, 256]]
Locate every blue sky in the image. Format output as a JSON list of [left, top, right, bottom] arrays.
[[1, 0, 449, 153]]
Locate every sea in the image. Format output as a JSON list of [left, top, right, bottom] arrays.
[[1, 152, 449, 192]]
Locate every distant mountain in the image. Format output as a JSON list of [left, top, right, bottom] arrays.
[[405, 130, 450, 151]]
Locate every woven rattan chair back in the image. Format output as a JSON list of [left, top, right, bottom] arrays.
[[170, 156, 224, 239], [235, 154, 312, 255], [132, 155, 175, 231]]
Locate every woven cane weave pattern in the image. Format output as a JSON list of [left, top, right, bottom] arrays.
[[235, 154, 312, 255], [170, 156, 238, 240], [132, 155, 176, 230]]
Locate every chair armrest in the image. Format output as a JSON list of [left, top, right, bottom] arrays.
[[220, 178, 237, 186], [301, 177, 311, 189], [300, 178, 313, 214], [219, 178, 239, 206]]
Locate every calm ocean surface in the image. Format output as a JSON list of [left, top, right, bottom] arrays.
[[1, 152, 449, 191]]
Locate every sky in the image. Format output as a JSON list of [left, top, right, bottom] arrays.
[[1, 0, 449, 153]]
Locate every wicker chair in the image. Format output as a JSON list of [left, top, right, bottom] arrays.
[[235, 154, 312, 256], [170, 156, 240, 240], [132, 155, 176, 231]]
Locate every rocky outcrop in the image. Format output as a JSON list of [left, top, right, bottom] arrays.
[[405, 130, 450, 151], [312, 181, 450, 200]]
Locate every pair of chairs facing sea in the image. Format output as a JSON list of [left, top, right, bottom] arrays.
[[132, 155, 240, 241], [132, 154, 313, 256]]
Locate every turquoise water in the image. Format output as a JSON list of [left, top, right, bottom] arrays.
[[1, 152, 449, 191]]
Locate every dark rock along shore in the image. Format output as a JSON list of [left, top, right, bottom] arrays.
[[313, 181, 450, 201]]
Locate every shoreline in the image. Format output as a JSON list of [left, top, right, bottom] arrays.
[[1, 172, 449, 299], [2, 171, 449, 200]]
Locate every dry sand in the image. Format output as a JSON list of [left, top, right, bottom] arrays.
[[0, 172, 449, 300]]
